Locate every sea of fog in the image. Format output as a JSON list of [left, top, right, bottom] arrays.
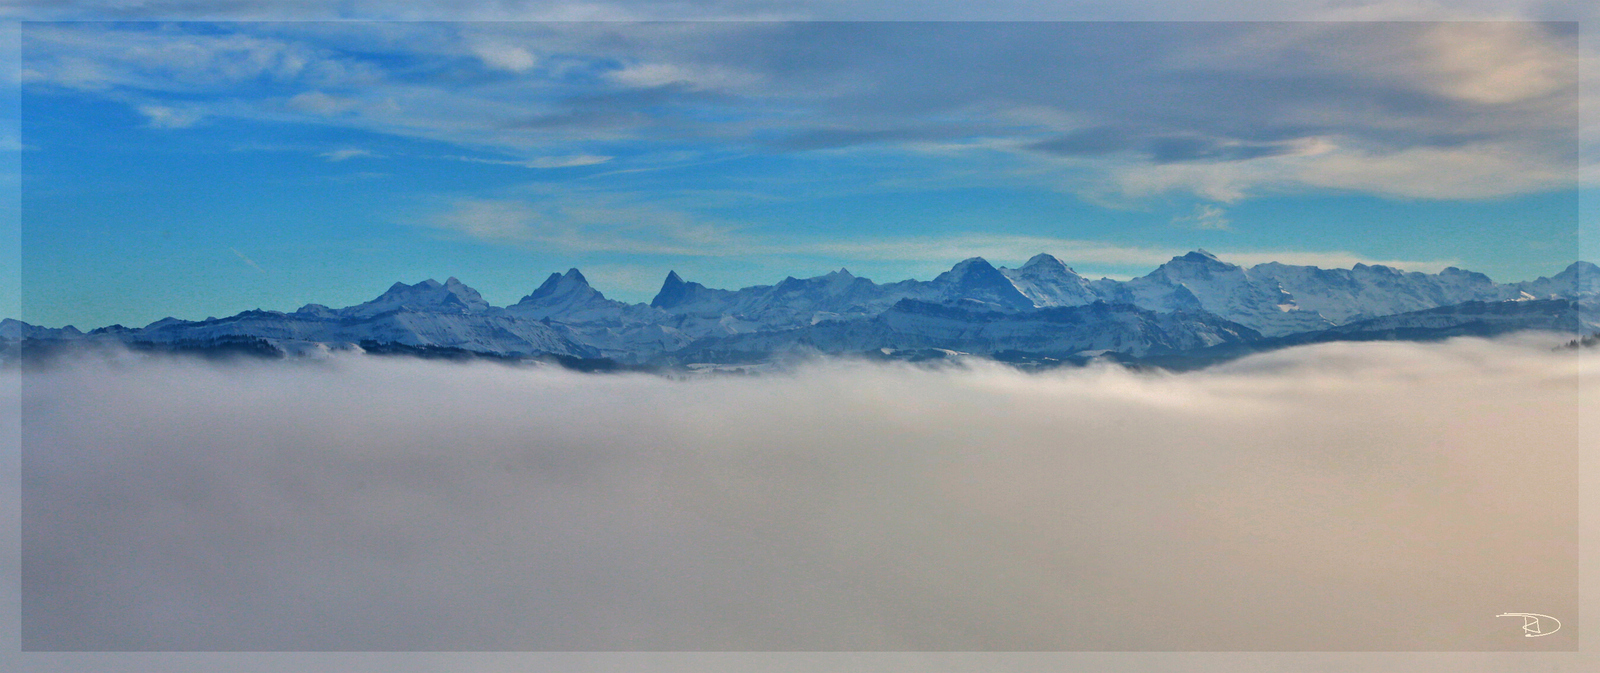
[[3, 335, 1593, 664]]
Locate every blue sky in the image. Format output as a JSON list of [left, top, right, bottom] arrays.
[[11, 19, 1592, 328]]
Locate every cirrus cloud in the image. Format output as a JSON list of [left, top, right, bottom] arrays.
[[18, 20, 1585, 202]]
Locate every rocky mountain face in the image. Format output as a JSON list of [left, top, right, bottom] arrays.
[[999, 253, 1100, 308], [313, 277, 492, 319], [7, 252, 1594, 367], [1136, 298, 1584, 371], [55, 307, 600, 360], [1251, 262, 1499, 323], [1507, 261, 1600, 300], [668, 299, 1261, 364], [1113, 250, 1333, 336]]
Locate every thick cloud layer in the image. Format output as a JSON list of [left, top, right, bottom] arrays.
[[12, 336, 1586, 652]]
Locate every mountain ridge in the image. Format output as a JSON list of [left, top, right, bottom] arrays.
[[8, 252, 1595, 369]]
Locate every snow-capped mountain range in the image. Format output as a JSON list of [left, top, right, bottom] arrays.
[[6, 251, 1596, 367]]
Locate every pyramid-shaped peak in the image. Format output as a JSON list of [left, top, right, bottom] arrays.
[[562, 268, 589, 284], [442, 276, 485, 297], [937, 257, 1011, 287], [1022, 253, 1070, 271], [652, 270, 695, 308], [1181, 249, 1221, 263], [442, 276, 482, 293], [826, 267, 854, 278], [933, 256, 1033, 309], [947, 257, 998, 275]]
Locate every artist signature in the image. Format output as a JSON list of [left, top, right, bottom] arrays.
[[1497, 613, 1561, 637]]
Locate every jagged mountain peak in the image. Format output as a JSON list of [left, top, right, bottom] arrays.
[[383, 277, 450, 294], [519, 267, 605, 308], [443, 276, 482, 296], [352, 277, 490, 316], [11, 252, 1597, 366], [652, 270, 720, 309], [445, 278, 488, 303], [1351, 262, 1400, 274], [539, 267, 593, 290], [768, 268, 864, 298]]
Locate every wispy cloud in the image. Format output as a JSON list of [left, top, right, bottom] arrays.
[[285, 91, 358, 116], [1082, 138, 1573, 203], [1171, 204, 1231, 231], [794, 234, 1457, 274], [447, 154, 613, 169], [228, 247, 266, 273], [470, 41, 537, 73], [19, 20, 1584, 202], [425, 199, 540, 242], [25, 26, 325, 92], [319, 148, 377, 162], [1219, 250, 1461, 272], [137, 104, 202, 129], [790, 234, 1181, 268], [605, 61, 762, 90], [422, 195, 749, 255], [420, 197, 1457, 274]]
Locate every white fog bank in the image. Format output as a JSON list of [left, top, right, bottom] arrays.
[[12, 335, 1587, 652]]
